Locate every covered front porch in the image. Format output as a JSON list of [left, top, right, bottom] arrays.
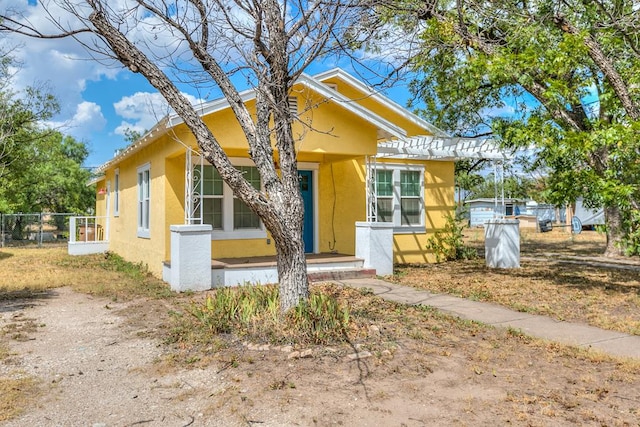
[[162, 252, 375, 289]]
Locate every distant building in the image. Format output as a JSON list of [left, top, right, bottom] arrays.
[[465, 198, 559, 228], [465, 198, 528, 227], [573, 198, 604, 227]]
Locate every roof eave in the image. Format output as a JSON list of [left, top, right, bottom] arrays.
[[95, 118, 170, 174], [313, 68, 449, 137]]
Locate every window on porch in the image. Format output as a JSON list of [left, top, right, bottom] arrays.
[[375, 165, 425, 232], [195, 164, 265, 239]]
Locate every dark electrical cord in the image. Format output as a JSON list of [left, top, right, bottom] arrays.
[[328, 163, 337, 252]]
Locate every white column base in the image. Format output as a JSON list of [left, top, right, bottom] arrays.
[[169, 224, 212, 292], [485, 219, 520, 268], [355, 221, 394, 276]]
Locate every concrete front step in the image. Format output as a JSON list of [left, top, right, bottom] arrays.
[[164, 254, 373, 288], [309, 268, 376, 282]]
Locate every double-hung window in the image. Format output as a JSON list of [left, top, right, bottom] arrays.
[[200, 165, 223, 229], [375, 164, 425, 232], [137, 163, 150, 238], [114, 168, 120, 217], [195, 160, 265, 239]]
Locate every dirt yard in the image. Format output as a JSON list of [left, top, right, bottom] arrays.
[[1, 235, 640, 426]]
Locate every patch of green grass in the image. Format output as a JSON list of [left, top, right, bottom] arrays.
[[468, 289, 492, 301]]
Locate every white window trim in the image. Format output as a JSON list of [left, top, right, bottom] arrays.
[[197, 157, 267, 240], [114, 168, 120, 217], [137, 163, 151, 239], [376, 163, 425, 234], [193, 157, 320, 242]]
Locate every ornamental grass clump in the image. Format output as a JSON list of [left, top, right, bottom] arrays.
[[189, 283, 351, 345]]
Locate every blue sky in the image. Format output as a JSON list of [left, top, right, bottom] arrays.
[[2, 1, 421, 169]]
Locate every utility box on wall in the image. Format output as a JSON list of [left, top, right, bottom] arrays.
[[485, 219, 520, 268]]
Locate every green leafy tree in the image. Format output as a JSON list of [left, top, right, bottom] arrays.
[[0, 131, 95, 214], [0, 54, 93, 216], [465, 173, 535, 201], [386, 0, 640, 256], [0, 55, 60, 213], [455, 159, 486, 206]]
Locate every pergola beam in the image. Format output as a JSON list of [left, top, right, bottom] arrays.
[[377, 135, 512, 161]]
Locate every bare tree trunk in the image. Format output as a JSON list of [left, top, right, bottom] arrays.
[[604, 205, 624, 257], [272, 225, 308, 312]]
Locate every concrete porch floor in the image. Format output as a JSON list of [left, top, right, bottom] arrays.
[[208, 253, 375, 286], [163, 253, 376, 289], [210, 253, 361, 269]]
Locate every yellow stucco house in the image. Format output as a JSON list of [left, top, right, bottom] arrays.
[[70, 68, 505, 290]]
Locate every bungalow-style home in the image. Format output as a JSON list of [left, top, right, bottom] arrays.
[[70, 68, 508, 290]]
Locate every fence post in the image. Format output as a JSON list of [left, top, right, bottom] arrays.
[[38, 212, 43, 248], [0, 213, 3, 248], [69, 217, 76, 243]]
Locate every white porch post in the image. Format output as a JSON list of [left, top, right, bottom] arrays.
[[69, 216, 76, 243], [105, 181, 111, 241], [357, 155, 394, 276], [185, 149, 204, 225], [168, 224, 212, 292], [485, 219, 520, 268], [355, 221, 394, 276]]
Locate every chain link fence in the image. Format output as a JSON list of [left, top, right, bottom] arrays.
[[0, 213, 77, 248]]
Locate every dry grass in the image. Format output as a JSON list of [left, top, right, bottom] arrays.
[[0, 247, 173, 301], [0, 316, 40, 422], [0, 246, 174, 421], [464, 227, 609, 256], [0, 376, 38, 422], [169, 282, 640, 425], [2, 243, 640, 425], [395, 228, 640, 335]]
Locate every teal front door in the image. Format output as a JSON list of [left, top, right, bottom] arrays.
[[298, 170, 314, 253]]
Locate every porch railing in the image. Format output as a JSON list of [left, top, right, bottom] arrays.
[[69, 216, 109, 243]]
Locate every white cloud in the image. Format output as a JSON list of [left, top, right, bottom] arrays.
[[45, 101, 107, 139], [2, 1, 123, 118], [113, 92, 169, 136], [483, 104, 517, 118], [113, 91, 205, 136]]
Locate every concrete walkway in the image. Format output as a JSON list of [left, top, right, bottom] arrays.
[[339, 278, 640, 360]]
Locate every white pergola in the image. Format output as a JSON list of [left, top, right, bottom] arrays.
[[366, 135, 513, 222], [376, 135, 512, 161]]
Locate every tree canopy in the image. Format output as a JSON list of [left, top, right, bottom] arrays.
[[389, 0, 640, 255], [0, 131, 95, 215], [0, 54, 94, 215]]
